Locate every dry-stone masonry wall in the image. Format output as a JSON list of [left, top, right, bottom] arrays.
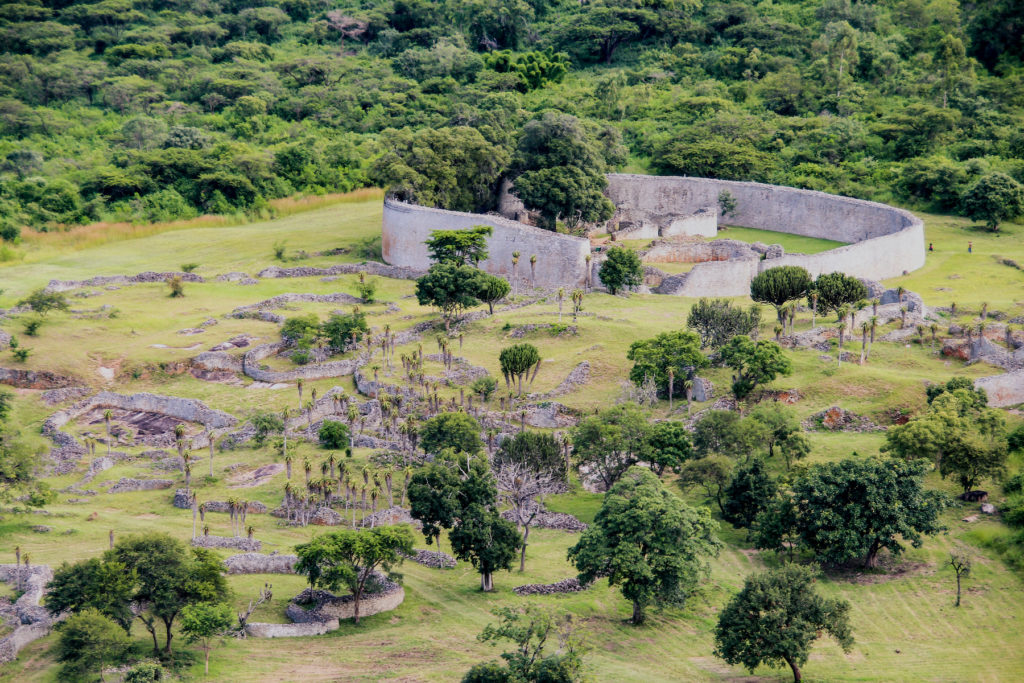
[[382, 198, 591, 288], [605, 174, 925, 295], [975, 370, 1024, 408], [0, 564, 57, 663], [383, 175, 924, 297], [224, 553, 298, 575]]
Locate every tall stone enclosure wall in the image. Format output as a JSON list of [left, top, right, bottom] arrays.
[[381, 199, 590, 288], [606, 174, 925, 296]]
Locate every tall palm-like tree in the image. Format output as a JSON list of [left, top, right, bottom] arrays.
[[303, 458, 311, 486], [529, 254, 537, 287], [931, 322, 939, 352], [401, 466, 413, 507], [860, 321, 869, 364], [174, 423, 186, 465], [810, 290, 819, 327], [682, 378, 694, 414], [205, 424, 214, 477], [370, 486, 380, 527], [103, 409, 113, 457], [585, 254, 592, 290], [296, 378, 304, 409], [511, 251, 520, 296], [383, 467, 394, 508], [836, 322, 846, 366], [869, 316, 879, 344], [666, 366, 676, 412], [557, 288, 564, 323]]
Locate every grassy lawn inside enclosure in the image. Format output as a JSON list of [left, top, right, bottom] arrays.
[[1, 196, 1023, 681]]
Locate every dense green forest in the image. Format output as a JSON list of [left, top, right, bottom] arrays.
[[1, 0, 1023, 241]]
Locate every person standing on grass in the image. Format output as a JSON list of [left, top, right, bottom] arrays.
[[968, 241, 973, 253]]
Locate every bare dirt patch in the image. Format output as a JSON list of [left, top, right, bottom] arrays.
[[829, 557, 933, 585], [229, 463, 285, 488]]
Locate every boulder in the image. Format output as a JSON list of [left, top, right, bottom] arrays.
[[981, 503, 996, 515], [691, 377, 713, 402], [404, 549, 456, 569], [108, 478, 174, 493], [172, 488, 193, 509], [311, 507, 343, 526]]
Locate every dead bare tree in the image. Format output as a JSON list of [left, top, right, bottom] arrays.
[[496, 463, 560, 572], [234, 583, 273, 637]]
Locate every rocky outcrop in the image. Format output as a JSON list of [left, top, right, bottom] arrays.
[[40, 387, 91, 405], [501, 504, 587, 532], [976, 369, 1024, 408], [0, 367, 81, 389], [228, 291, 362, 319], [191, 535, 261, 551], [310, 507, 343, 526], [359, 506, 422, 529], [242, 342, 361, 383], [803, 406, 882, 432], [543, 361, 590, 398], [224, 553, 298, 575]]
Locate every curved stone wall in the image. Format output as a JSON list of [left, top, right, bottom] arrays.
[[382, 199, 590, 288], [381, 176, 925, 297], [605, 174, 925, 296]]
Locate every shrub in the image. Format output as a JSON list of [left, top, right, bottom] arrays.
[[598, 246, 642, 295], [319, 420, 350, 449], [471, 376, 497, 401], [356, 273, 377, 302], [124, 660, 163, 683], [168, 276, 184, 298], [273, 240, 287, 260], [1004, 494, 1024, 528], [1008, 424, 1024, 453], [281, 314, 321, 343], [180, 263, 199, 273], [323, 311, 368, 350], [251, 412, 284, 446], [12, 348, 30, 362], [22, 317, 42, 336], [1004, 473, 1024, 496]]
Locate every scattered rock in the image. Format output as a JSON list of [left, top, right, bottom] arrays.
[[959, 490, 988, 503], [981, 503, 996, 515], [202, 500, 267, 514], [360, 506, 421, 529], [41, 387, 91, 406], [172, 489, 193, 509], [310, 507, 343, 526], [803, 406, 881, 432], [962, 515, 979, 523], [30, 525, 51, 533], [501, 503, 586, 532]]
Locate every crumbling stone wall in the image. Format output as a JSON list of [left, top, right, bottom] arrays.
[[0, 564, 57, 663]]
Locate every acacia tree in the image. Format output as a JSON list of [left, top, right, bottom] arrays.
[[294, 525, 414, 624], [750, 266, 812, 325], [569, 467, 720, 624], [686, 298, 761, 349], [419, 412, 483, 456], [425, 225, 492, 265], [714, 565, 853, 683], [499, 343, 541, 396], [55, 608, 131, 682], [180, 602, 233, 675]]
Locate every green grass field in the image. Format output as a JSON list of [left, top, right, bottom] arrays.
[[1, 199, 1022, 682]]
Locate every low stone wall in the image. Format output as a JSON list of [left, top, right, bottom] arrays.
[[224, 553, 298, 575], [382, 198, 590, 288], [0, 564, 56, 664], [244, 620, 339, 638], [286, 579, 404, 623], [257, 262, 425, 281], [0, 367, 81, 390], [976, 370, 1024, 407], [228, 292, 362, 318], [611, 206, 718, 239], [109, 478, 174, 493], [191, 535, 262, 551], [242, 343, 361, 383], [640, 238, 761, 264], [45, 271, 204, 292]]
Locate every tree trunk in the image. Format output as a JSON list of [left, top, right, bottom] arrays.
[[956, 573, 962, 607], [784, 655, 802, 682], [519, 525, 530, 572], [481, 571, 494, 592], [353, 586, 362, 625], [205, 647, 210, 675], [163, 618, 174, 653], [864, 540, 880, 568], [631, 600, 644, 625]]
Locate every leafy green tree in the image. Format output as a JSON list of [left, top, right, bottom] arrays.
[[554, 4, 660, 64], [719, 336, 792, 400], [1, 389, 46, 503], [714, 565, 853, 683], [627, 330, 707, 399], [810, 272, 868, 317], [723, 458, 777, 530], [792, 457, 946, 568], [748, 403, 811, 468], [513, 166, 614, 231], [653, 138, 771, 181], [883, 390, 1007, 493], [498, 343, 541, 396], [371, 126, 509, 213], [476, 273, 511, 314], [569, 467, 720, 624], [323, 311, 369, 350], [420, 412, 483, 456], [465, 606, 588, 682], [646, 421, 692, 476], [45, 558, 136, 634], [691, 410, 767, 461], [106, 533, 228, 654], [598, 246, 643, 295], [55, 608, 131, 682], [686, 298, 761, 349], [18, 288, 68, 316], [495, 431, 565, 480], [753, 494, 800, 560], [678, 456, 735, 515], [450, 503, 522, 591], [319, 420, 350, 450], [926, 377, 987, 407], [571, 403, 651, 490], [425, 226, 492, 265], [961, 173, 1024, 231], [415, 263, 485, 331], [294, 526, 414, 623], [750, 266, 812, 325], [180, 602, 233, 675]]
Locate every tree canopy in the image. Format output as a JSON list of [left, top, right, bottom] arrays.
[[627, 330, 708, 399], [598, 246, 643, 295], [569, 466, 720, 624], [750, 267, 812, 324]]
